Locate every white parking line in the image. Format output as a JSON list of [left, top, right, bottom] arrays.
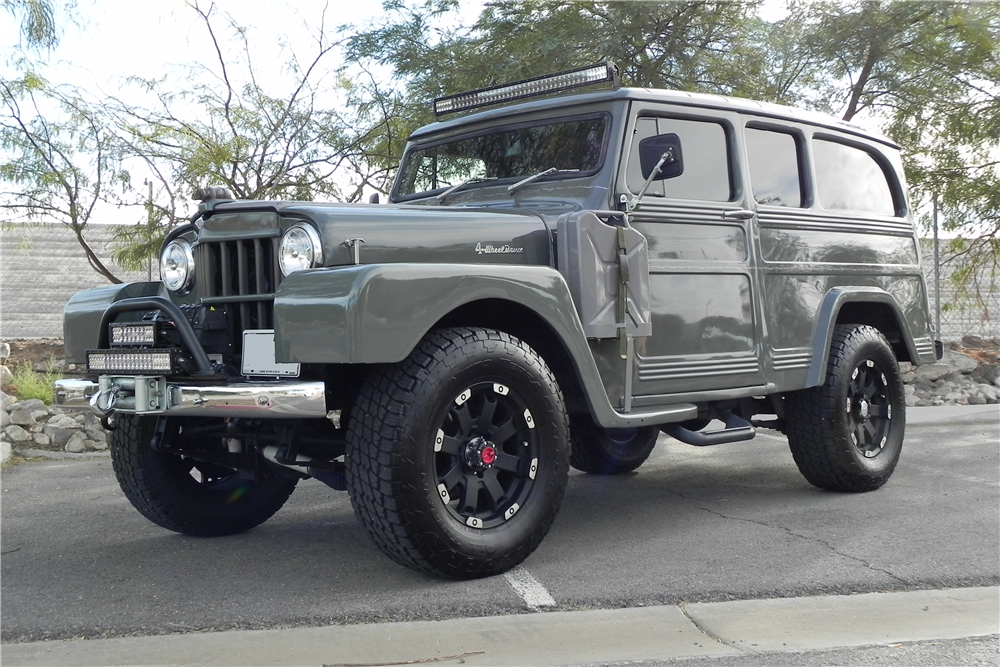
[[503, 565, 556, 610]]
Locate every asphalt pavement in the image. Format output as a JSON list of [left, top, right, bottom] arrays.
[[2, 404, 997, 666]]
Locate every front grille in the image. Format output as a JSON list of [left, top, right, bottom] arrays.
[[196, 237, 279, 353]]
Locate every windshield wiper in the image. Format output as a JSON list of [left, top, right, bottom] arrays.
[[435, 177, 498, 204], [507, 167, 579, 195]]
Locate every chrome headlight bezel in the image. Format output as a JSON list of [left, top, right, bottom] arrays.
[[279, 223, 324, 277], [159, 239, 195, 293]]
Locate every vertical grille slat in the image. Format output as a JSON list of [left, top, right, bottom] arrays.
[[220, 243, 232, 297], [237, 242, 249, 296], [254, 239, 265, 295]]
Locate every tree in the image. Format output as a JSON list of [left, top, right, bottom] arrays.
[[0, 73, 128, 282], [793, 0, 999, 317], [113, 2, 364, 205], [3, 0, 59, 49]]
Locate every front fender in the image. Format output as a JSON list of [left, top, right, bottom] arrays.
[[62, 282, 169, 363], [274, 264, 589, 365]]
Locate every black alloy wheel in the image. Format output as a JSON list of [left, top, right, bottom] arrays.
[[433, 380, 540, 529]]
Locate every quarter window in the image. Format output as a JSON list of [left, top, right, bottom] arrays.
[[627, 116, 732, 202], [812, 139, 897, 216], [746, 128, 802, 208]]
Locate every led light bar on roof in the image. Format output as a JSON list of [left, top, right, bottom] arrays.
[[433, 62, 620, 116]]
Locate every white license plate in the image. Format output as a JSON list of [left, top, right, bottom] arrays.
[[241, 330, 300, 377]]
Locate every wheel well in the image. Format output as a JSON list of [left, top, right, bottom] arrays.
[[434, 299, 588, 413], [835, 302, 912, 362]]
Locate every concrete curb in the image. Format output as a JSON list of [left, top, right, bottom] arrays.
[[3, 586, 997, 667], [906, 404, 999, 424]]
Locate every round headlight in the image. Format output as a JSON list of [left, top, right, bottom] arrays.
[[160, 239, 195, 293], [279, 224, 323, 277]]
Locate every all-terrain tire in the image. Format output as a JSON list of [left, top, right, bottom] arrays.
[[110, 414, 297, 536], [345, 327, 570, 579], [785, 325, 905, 492], [570, 414, 659, 475]]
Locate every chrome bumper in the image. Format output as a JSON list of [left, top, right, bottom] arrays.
[[53, 378, 327, 419]]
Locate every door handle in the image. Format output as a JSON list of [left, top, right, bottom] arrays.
[[722, 209, 755, 220]]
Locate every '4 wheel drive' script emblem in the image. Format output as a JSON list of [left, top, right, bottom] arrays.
[[475, 242, 524, 255]]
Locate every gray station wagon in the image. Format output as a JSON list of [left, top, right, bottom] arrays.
[[54, 63, 939, 578]]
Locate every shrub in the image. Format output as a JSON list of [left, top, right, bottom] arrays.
[[6, 359, 63, 404]]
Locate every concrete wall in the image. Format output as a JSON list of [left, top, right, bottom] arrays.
[[1, 224, 150, 339]]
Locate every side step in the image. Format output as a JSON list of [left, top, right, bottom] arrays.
[[661, 410, 756, 447]]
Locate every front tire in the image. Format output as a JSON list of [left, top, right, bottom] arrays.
[[110, 414, 298, 536], [346, 327, 570, 579], [785, 325, 905, 492]]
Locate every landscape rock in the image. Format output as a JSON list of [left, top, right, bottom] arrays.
[[0, 341, 10, 362], [64, 431, 88, 453], [3, 425, 33, 443], [0, 364, 12, 390], [7, 406, 37, 426]]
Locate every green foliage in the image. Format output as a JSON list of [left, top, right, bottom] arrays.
[[6, 359, 62, 404], [3, 0, 58, 48]]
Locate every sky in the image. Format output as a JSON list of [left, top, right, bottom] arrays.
[[2, 0, 486, 93]]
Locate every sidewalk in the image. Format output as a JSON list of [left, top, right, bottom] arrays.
[[3, 586, 997, 666]]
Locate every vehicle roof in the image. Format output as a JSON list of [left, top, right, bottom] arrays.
[[409, 86, 897, 148]]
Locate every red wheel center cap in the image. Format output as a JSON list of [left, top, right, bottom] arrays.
[[481, 446, 496, 465]]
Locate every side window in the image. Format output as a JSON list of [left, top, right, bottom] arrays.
[[812, 138, 897, 216], [745, 128, 802, 208], [627, 116, 732, 201]]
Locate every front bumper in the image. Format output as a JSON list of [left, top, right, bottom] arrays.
[[53, 378, 327, 419]]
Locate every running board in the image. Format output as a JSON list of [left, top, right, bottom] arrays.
[[661, 409, 756, 446]]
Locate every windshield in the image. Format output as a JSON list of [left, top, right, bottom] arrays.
[[395, 115, 608, 199]]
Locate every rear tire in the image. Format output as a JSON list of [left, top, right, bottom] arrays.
[[785, 325, 905, 492], [570, 414, 659, 475], [110, 414, 297, 536], [346, 327, 570, 579]]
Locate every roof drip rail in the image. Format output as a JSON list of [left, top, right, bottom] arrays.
[[433, 62, 620, 117]]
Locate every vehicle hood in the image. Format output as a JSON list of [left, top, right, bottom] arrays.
[[199, 200, 553, 267]]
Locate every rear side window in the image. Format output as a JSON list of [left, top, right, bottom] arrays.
[[745, 128, 802, 208], [627, 116, 732, 202], [812, 139, 897, 216]]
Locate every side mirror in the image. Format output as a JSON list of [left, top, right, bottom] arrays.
[[639, 133, 683, 180], [368, 193, 381, 204]]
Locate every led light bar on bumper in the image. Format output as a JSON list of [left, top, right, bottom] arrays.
[[433, 62, 619, 116], [109, 322, 158, 346], [87, 349, 180, 374]]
